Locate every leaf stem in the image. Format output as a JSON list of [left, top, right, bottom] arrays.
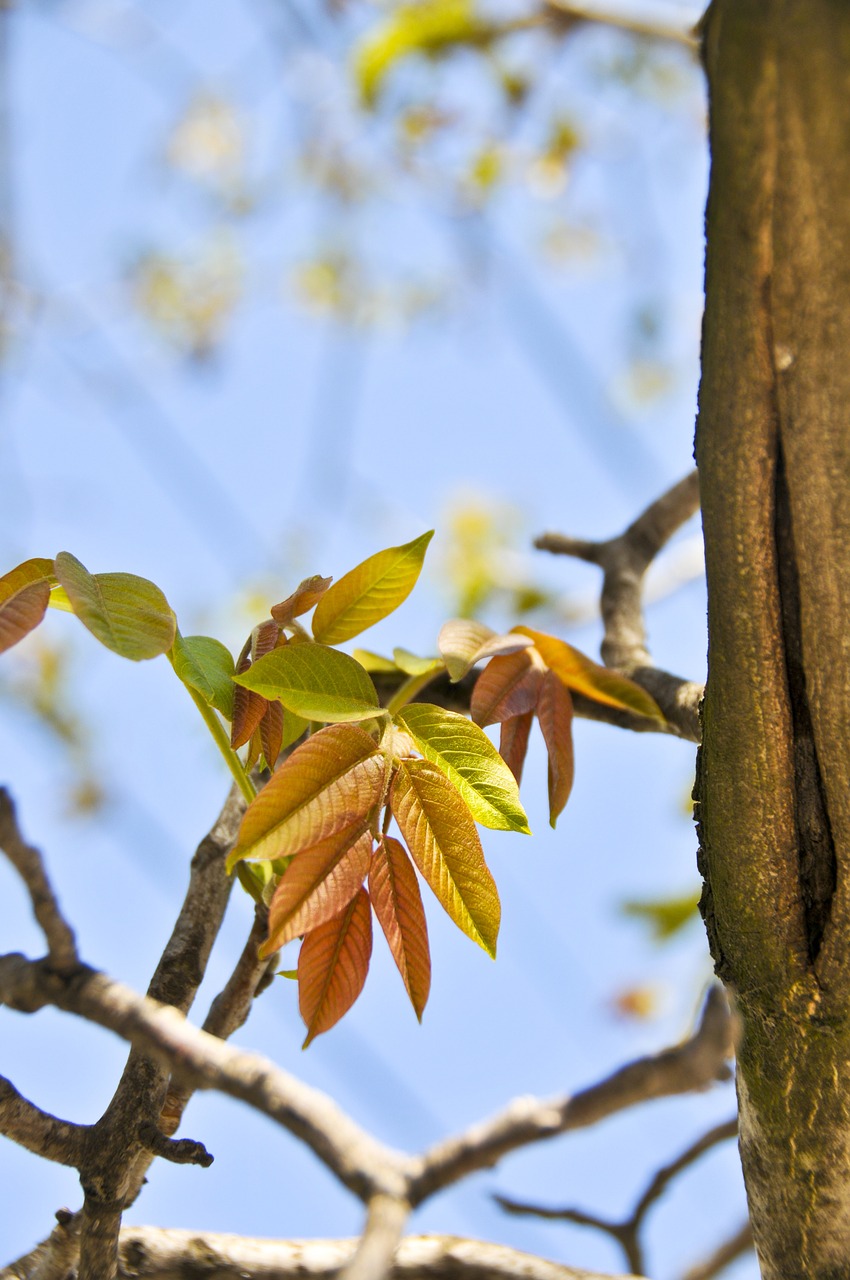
[[170, 658, 256, 804]]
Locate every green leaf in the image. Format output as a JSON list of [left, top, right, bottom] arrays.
[[53, 552, 176, 661], [621, 890, 701, 942], [0, 559, 55, 653], [515, 627, 665, 723], [233, 642, 382, 723], [396, 703, 530, 834], [391, 759, 500, 957], [392, 648, 444, 677], [353, 649, 400, 674], [312, 531, 434, 645], [299, 889, 373, 1046], [227, 723, 386, 870], [171, 633, 235, 719]]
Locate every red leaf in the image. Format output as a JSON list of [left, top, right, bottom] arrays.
[[260, 699, 284, 769], [231, 685, 268, 749], [499, 711, 534, 785], [264, 827, 372, 954], [271, 575, 333, 626], [252, 619, 280, 661], [471, 649, 542, 727], [536, 670, 575, 827], [299, 888, 373, 1046], [0, 559, 54, 654], [369, 835, 431, 1020]]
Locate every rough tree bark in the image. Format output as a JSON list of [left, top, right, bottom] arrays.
[[696, 1, 850, 1276]]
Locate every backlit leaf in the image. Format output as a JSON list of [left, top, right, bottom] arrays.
[[471, 649, 542, 727], [299, 888, 372, 1046], [438, 618, 533, 682], [354, 0, 482, 107], [312, 531, 433, 645], [353, 649, 400, 674], [0, 559, 54, 653], [392, 648, 444, 677], [227, 724, 385, 870], [499, 711, 533, 785], [53, 552, 176, 661], [536, 670, 575, 828], [271, 575, 333, 627], [516, 627, 665, 723], [264, 826, 373, 954], [391, 759, 500, 956], [171, 633, 235, 719], [396, 703, 530, 833], [234, 643, 382, 722], [369, 835, 430, 1020]]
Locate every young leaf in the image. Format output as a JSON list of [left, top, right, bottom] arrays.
[[311, 531, 434, 645], [170, 633, 235, 720], [0, 559, 55, 654], [516, 627, 665, 723], [233, 643, 382, 723], [353, 649, 401, 674], [369, 835, 431, 1020], [438, 618, 534, 682], [231, 685, 267, 750], [227, 724, 386, 870], [391, 759, 500, 957], [392, 648, 444, 678], [299, 888, 373, 1046], [536, 670, 575, 828], [260, 698, 285, 769], [263, 826, 373, 954], [470, 649, 543, 727], [271, 575, 333, 627], [53, 552, 176, 661], [396, 703, 530, 834], [499, 710, 534, 785]]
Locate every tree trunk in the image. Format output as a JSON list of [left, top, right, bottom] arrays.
[[696, 2, 850, 1276]]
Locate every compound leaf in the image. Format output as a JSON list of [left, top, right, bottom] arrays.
[[516, 627, 665, 723], [264, 826, 373, 954], [369, 835, 431, 1020], [234, 643, 382, 722]]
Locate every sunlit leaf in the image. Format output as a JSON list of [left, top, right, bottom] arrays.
[[516, 627, 665, 723], [227, 724, 385, 870], [234, 643, 382, 723], [0, 559, 54, 654], [536, 670, 575, 828], [396, 703, 530, 834], [392, 648, 444, 677], [312, 531, 434, 645], [263, 826, 373, 954], [621, 889, 701, 941], [354, 0, 483, 107], [353, 649, 400, 674], [470, 649, 542, 727], [53, 552, 176, 661], [299, 888, 373, 1046], [271, 575, 333, 627], [438, 618, 533, 682], [47, 584, 73, 612], [369, 835, 430, 1020], [171, 632, 235, 719], [391, 759, 500, 956], [499, 711, 533, 785]]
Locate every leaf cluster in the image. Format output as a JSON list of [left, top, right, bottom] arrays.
[[0, 532, 663, 1044]]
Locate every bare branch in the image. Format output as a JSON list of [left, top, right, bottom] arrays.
[[340, 1195, 411, 1280], [1, 1209, 81, 1280], [543, 0, 699, 47], [407, 986, 733, 1204], [681, 1221, 754, 1280], [137, 1121, 213, 1168], [0, 1075, 86, 1167], [0, 788, 78, 972], [535, 471, 703, 741]]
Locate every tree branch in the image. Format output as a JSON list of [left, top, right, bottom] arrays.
[[535, 470, 703, 741], [0, 788, 78, 972], [0, 1075, 86, 1167]]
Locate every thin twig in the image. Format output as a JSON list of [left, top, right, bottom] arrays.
[[0, 788, 78, 971], [137, 1120, 213, 1168], [0, 1075, 86, 1167], [681, 1220, 754, 1280], [535, 470, 703, 741]]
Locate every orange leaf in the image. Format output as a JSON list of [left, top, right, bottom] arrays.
[[228, 723, 386, 870], [252, 619, 281, 661], [471, 649, 543, 727], [299, 888, 373, 1046], [264, 826, 373, 954], [0, 559, 54, 654], [536, 670, 575, 827], [499, 711, 534, 785], [271, 575, 333, 627], [516, 627, 664, 723], [390, 759, 500, 956], [369, 835, 431, 1020], [231, 685, 268, 749], [260, 699, 284, 769]]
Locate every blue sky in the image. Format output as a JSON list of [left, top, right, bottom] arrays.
[[0, 2, 755, 1275]]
